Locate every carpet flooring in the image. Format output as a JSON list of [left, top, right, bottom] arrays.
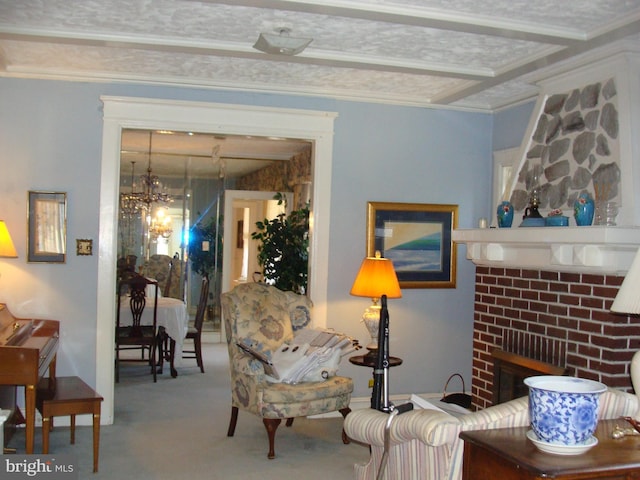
[[6, 342, 370, 479]]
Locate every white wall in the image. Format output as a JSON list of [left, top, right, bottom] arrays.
[[0, 77, 508, 407]]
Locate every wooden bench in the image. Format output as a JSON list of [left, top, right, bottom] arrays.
[[36, 376, 103, 473]]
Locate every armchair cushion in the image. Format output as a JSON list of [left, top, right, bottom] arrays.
[[261, 375, 353, 405], [259, 376, 353, 419]]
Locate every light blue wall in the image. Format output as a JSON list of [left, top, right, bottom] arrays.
[[0, 77, 531, 399], [327, 102, 492, 395], [493, 101, 535, 151]]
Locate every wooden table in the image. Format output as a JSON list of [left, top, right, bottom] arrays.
[[460, 419, 640, 479], [118, 296, 188, 376]]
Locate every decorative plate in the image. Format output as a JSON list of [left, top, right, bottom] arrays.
[[526, 430, 597, 455]]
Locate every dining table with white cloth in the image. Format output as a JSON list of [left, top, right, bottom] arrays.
[[118, 294, 189, 376]]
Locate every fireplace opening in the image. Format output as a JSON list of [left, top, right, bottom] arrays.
[[492, 349, 567, 405]]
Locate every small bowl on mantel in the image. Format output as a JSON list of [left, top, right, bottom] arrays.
[[545, 216, 569, 227], [524, 376, 607, 446]]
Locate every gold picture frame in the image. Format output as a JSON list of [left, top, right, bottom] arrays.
[[27, 191, 67, 263], [366, 201, 458, 288]]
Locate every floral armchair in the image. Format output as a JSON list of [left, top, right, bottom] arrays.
[[220, 282, 353, 459], [141, 254, 183, 299], [344, 388, 638, 480]]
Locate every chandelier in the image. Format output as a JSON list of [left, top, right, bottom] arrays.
[[149, 208, 173, 240], [119, 131, 172, 218], [119, 161, 144, 218]]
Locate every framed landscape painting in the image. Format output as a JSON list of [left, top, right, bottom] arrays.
[[366, 201, 458, 288]]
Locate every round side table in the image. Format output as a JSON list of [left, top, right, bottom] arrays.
[[349, 354, 403, 368]]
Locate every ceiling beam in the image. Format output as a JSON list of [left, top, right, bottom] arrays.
[[434, 20, 640, 104], [199, 0, 587, 45], [0, 26, 490, 80]]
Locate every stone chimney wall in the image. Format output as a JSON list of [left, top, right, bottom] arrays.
[[509, 78, 621, 220]]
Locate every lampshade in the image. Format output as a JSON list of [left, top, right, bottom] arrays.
[[253, 28, 313, 56], [0, 221, 17, 258], [350, 252, 402, 300], [611, 247, 640, 314], [350, 251, 401, 356], [611, 247, 640, 422]]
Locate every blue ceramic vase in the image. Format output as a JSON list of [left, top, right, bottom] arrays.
[[497, 201, 514, 228], [574, 193, 595, 226]]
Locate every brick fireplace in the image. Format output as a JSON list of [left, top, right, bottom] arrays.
[[471, 265, 640, 410]]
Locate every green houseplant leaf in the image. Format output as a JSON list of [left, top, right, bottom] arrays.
[[252, 193, 309, 293]]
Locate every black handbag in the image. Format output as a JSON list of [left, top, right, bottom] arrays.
[[440, 373, 472, 409]]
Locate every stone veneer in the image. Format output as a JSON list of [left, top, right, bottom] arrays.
[[510, 79, 621, 216], [235, 146, 311, 209], [472, 265, 639, 410]]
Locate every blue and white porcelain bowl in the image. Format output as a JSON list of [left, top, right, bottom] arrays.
[[524, 376, 607, 445]]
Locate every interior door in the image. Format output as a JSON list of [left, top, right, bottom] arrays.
[[221, 190, 291, 295]]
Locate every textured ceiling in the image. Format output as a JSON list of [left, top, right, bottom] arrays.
[[1, 0, 639, 111]]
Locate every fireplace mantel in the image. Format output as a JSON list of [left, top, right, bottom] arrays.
[[453, 226, 640, 274]]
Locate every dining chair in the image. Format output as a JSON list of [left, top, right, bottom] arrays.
[[162, 259, 174, 297], [182, 275, 209, 373], [115, 274, 159, 383]]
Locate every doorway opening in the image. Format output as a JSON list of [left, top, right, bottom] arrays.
[[99, 96, 337, 423]]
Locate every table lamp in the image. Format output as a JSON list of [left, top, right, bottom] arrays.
[[0, 221, 17, 258], [350, 250, 401, 361], [611, 247, 640, 420]]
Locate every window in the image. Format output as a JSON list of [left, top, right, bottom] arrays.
[[492, 148, 519, 226]]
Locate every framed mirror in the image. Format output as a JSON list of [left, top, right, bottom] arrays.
[[28, 191, 67, 263]]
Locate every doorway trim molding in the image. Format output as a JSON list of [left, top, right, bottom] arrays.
[[98, 96, 337, 424]]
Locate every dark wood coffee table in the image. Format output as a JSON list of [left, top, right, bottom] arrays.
[[460, 419, 640, 480]]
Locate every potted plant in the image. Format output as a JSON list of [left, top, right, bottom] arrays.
[[251, 193, 309, 294], [188, 215, 223, 278]]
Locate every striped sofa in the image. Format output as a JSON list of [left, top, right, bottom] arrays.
[[344, 389, 638, 480]]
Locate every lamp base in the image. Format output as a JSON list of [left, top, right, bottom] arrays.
[[363, 347, 378, 363], [362, 305, 381, 361]]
